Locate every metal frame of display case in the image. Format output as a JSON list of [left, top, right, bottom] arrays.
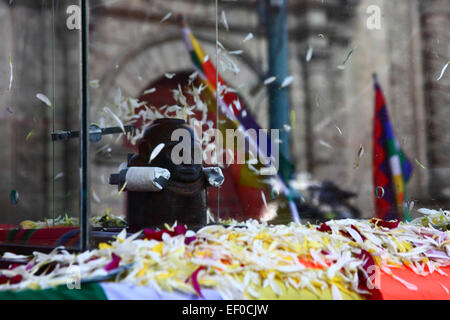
[[80, 0, 90, 252]]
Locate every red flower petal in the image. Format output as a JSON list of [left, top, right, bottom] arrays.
[[317, 223, 331, 233], [184, 236, 196, 245], [144, 226, 188, 241], [104, 253, 121, 271], [0, 275, 9, 285], [174, 225, 187, 235], [185, 266, 205, 297], [370, 218, 399, 229], [8, 264, 20, 270], [143, 229, 164, 241], [357, 249, 382, 299], [9, 275, 22, 285], [351, 225, 367, 241]]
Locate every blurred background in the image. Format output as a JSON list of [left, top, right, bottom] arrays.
[[0, 0, 449, 228]]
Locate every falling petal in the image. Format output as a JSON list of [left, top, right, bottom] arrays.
[[104, 107, 125, 134], [242, 33, 253, 43], [280, 76, 294, 88], [306, 45, 313, 62], [189, 71, 198, 81], [36, 93, 52, 108], [92, 188, 101, 204], [144, 88, 156, 95], [229, 50, 243, 55], [117, 182, 128, 198], [408, 201, 415, 213], [437, 61, 449, 81], [89, 80, 100, 88], [10, 190, 19, 205], [233, 99, 241, 111], [357, 144, 364, 158], [54, 172, 64, 180], [415, 159, 426, 170], [337, 65, 346, 70], [318, 34, 325, 39], [261, 191, 268, 208], [319, 140, 333, 149], [342, 47, 355, 65], [149, 143, 165, 164], [221, 10, 229, 32], [165, 73, 175, 79], [26, 129, 35, 141], [5, 107, 13, 114], [283, 124, 292, 132], [375, 186, 385, 199], [8, 56, 13, 90], [335, 125, 343, 135], [160, 12, 172, 23], [264, 76, 277, 85]]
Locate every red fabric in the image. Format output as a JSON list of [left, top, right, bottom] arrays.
[[0, 227, 79, 247], [373, 84, 393, 220], [376, 266, 450, 300]]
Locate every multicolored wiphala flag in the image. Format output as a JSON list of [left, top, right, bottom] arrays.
[[373, 75, 413, 221]]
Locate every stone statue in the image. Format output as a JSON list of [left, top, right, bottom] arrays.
[[110, 118, 224, 231]]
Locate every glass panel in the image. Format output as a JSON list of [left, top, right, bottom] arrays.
[[86, 0, 449, 236], [0, 0, 81, 250], [87, 0, 220, 233]]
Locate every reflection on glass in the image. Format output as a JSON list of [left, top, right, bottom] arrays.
[[0, 0, 81, 249], [86, 0, 449, 232], [2, 0, 448, 251]]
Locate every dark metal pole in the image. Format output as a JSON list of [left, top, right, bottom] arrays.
[[80, 0, 90, 251]]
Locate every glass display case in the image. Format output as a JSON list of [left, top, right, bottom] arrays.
[[0, 0, 449, 255], [0, 0, 83, 253]]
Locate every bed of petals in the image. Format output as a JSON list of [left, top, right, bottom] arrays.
[[1, 209, 450, 300]]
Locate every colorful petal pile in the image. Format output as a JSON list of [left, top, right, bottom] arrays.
[[1, 210, 450, 300]]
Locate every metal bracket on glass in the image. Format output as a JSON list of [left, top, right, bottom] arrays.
[[51, 124, 135, 143]]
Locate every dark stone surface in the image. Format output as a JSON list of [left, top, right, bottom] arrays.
[[126, 118, 208, 231]]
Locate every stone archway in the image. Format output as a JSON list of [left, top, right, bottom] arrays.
[[88, 32, 268, 219], [90, 33, 267, 129]]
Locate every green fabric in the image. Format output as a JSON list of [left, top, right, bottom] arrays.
[[22, 229, 38, 244], [7, 229, 18, 242], [189, 51, 203, 72], [0, 283, 107, 300]]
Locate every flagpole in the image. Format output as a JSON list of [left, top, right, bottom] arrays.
[[372, 72, 378, 83], [265, 0, 291, 182]]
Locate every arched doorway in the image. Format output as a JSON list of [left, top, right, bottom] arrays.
[[124, 70, 261, 221]]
